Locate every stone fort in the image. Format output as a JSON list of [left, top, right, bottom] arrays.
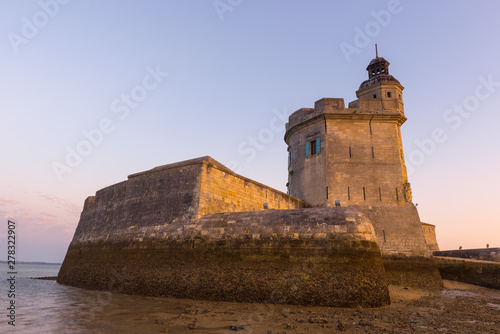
[[58, 54, 442, 307]]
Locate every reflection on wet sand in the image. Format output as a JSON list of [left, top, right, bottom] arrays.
[[15, 278, 500, 333]]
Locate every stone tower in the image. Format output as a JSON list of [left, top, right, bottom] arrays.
[[285, 55, 412, 208], [284, 54, 438, 264]]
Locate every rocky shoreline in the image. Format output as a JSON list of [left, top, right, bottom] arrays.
[[84, 280, 499, 333]]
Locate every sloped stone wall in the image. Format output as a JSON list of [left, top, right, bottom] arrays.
[[58, 208, 390, 307]]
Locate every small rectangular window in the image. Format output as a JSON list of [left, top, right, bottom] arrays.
[[373, 94, 377, 99], [387, 92, 391, 98], [306, 138, 320, 157], [311, 141, 317, 155]]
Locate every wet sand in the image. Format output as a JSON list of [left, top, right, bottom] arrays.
[[73, 280, 499, 334]]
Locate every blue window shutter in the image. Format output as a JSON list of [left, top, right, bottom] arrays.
[[305, 141, 309, 157], [316, 138, 320, 154]]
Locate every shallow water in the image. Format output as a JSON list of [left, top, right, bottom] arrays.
[[0, 263, 230, 333], [2, 264, 500, 333]]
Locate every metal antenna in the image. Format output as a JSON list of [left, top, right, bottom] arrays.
[[375, 44, 378, 58]]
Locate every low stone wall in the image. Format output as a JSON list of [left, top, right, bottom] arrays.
[[58, 208, 390, 308], [422, 222, 440, 252], [434, 257, 500, 290], [434, 248, 500, 263], [382, 256, 443, 289]]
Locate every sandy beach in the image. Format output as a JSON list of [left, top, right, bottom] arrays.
[[98, 280, 499, 334]]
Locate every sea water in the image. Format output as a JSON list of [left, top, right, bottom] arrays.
[[0, 263, 212, 334]]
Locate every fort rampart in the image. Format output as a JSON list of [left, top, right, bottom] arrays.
[[58, 157, 391, 307]]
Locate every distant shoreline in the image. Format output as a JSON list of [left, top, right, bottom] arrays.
[[0, 261, 61, 265]]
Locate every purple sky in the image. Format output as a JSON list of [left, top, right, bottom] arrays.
[[1, 0, 499, 262]]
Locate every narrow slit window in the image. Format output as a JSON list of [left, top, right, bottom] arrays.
[[383, 230, 386, 243], [326, 186, 329, 199], [363, 187, 366, 201], [395, 188, 399, 201], [348, 187, 350, 201], [372, 147, 375, 159], [349, 146, 352, 158], [379, 187, 382, 201]]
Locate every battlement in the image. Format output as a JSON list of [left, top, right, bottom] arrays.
[[285, 97, 405, 140]]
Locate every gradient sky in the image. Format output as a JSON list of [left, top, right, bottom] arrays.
[[1, 0, 499, 262]]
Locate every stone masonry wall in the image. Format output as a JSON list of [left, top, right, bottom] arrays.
[[286, 119, 326, 206], [434, 248, 500, 262], [422, 222, 440, 252], [285, 97, 411, 208], [70, 160, 203, 245], [354, 205, 430, 257], [198, 160, 303, 217], [434, 257, 500, 289], [353, 205, 442, 289], [67, 156, 303, 246], [58, 208, 391, 307], [325, 118, 410, 206]]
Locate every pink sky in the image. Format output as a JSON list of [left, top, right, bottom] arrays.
[[1, 1, 499, 262]]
